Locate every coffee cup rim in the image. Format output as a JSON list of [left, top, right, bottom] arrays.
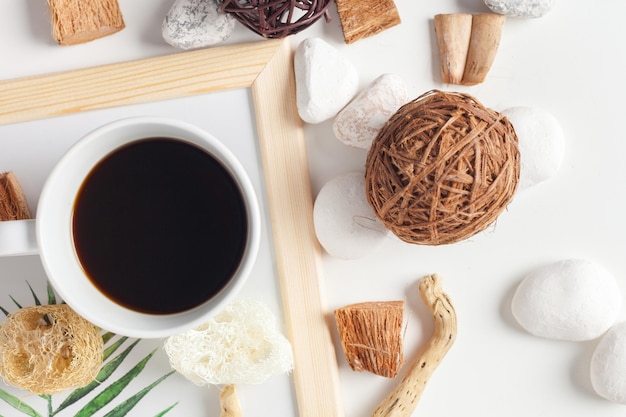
[[37, 116, 261, 338]]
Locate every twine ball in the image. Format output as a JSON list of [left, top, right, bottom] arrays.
[[365, 90, 520, 245], [219, 0, 332, 38]]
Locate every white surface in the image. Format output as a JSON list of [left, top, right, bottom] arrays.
[[2, 0, 626, 416]]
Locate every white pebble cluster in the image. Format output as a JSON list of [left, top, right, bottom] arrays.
[[512, 259, 626, 403]]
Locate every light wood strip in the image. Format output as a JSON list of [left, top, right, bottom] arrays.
[[252, 39, 345, 417], [0, 40, 278, 125]]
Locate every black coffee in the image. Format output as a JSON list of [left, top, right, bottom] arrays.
[[72, 137, 248, 315]]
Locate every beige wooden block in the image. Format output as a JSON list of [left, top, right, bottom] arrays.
[[336, 0, 401, 44], [47, 0, 125, 45]]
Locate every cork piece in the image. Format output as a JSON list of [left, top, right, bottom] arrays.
[[336, 0, 401, 44], [47, 0, 125, 45], [462, 14, 506, 85], [433, 14, 473, 84], [334, 301, 405, 378], [434, 13, 505, 85], [0, 172, 32, 221]]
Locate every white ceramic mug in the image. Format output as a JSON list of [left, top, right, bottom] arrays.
[[0, 117, 261, 338]]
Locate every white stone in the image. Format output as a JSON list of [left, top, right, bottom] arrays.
[[591, 321, 626, 404], [162, 0, 235, 50], [502, 106, 565, 191], [313, 172, 390, 259], [333, 74, 408, 150], [484, 0, 557, 18], [511, 259, 622, 341], [294, 38, 359, 124]]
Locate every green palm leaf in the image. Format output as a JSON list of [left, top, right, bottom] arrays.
[[53, 338, 138, 415], [102, 371, 175, 417], [74, 348, 157, 417], [153, 402, 178, 417], [46, 282, 56, 305], [26, 281, 42, 306], [0, 388, 43, 417]]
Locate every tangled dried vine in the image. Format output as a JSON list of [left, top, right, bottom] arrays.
[[365, 90, 520, 245], [219, 0, 332, 38]]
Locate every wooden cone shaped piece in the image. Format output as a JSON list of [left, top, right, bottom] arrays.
[[434, 14, 473, 84], [462, 13, 506, 85], [334, 301, 405, 378], [47, 0, 125, 45], [0, 172, 32, 221]]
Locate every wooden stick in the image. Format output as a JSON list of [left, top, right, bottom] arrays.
[[47, 0, 125, 45], [372, 274, 457, 417], [0, 171, 32, 221], [219, 385, 242, 417], [462, 14, 505, 85], [336, 0, 401, 44], [434, 14, 473, 84]]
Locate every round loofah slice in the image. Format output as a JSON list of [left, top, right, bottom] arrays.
[[365, 90, 520, 245], [0, 304, 103, 395]]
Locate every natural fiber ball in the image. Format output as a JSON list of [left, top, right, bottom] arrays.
[[0, 304, 103, 395], [219, 0, 332, 38], [365, 90, 520, 245]]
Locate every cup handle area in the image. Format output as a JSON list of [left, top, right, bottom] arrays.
[[0, 219, 38, 256]]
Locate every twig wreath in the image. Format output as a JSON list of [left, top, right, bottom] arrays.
[[219, 0, 332, 38]]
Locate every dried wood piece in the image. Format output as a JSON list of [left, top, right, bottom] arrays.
[[47, 0, 125, 45], [462, 13, 506, 85], [335, 301, 405, 378], [219, 384, 242, 417], [0, 171, 32, 221], [372, 274, 457, 417], [433, 14, 473, 84], [336, 0, 401, 44], [434, 13, 505, 85]]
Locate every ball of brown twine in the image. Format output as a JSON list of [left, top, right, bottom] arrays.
[[219, 0, 332, 38], [365, 90, 520, 245]]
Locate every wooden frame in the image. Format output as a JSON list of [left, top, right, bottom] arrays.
[[0, 38, 343, 417]]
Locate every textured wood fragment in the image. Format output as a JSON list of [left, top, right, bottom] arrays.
[[372, 274, 457, 417], [335, 301, 405, 378], [434, 13, 505, 85], [47, 0, 125, 45], [0, 172, 32, 221], [462, 13, 506, 85], [434, 14, 473, 84], [336, 0, 401, 44]]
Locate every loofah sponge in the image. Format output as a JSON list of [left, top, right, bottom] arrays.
[[164, 298, 293, 386], [0, 304, 103, 394]]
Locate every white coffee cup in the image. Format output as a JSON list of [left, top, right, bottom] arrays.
[[0, 117, 261, 338]]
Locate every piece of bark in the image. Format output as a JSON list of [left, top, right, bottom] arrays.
[[334, 301, 405, 378], [336, 0, 401, 44], [462, 13, 506, 85], [434, 14, 473, 84], [0, 172, 32, 221], [47, 0, 125, 45]]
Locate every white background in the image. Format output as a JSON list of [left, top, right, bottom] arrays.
[[2, 1, 626, 417]]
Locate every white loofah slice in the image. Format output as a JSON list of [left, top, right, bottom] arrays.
[[164, 298, 293, 385]]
